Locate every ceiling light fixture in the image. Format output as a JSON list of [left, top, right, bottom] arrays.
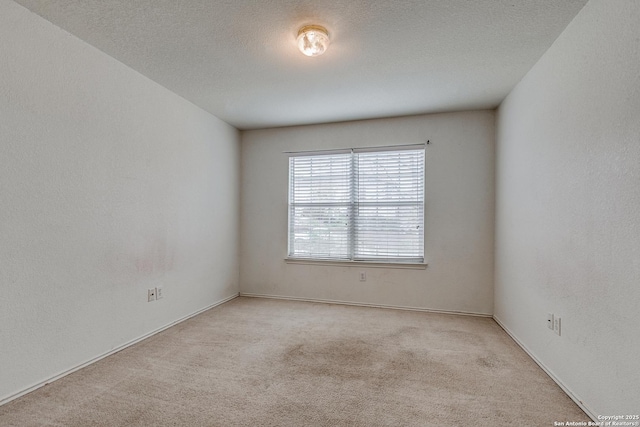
[[297, 25, 330, 57]]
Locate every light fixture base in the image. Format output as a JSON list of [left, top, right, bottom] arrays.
[[297, 25, 330, 57]]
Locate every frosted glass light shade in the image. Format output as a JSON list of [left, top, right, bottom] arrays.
[[297, 25, 330, 57]]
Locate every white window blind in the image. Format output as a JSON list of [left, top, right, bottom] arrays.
[[288, 153, 352, 259], [288, 146, 424, 263]]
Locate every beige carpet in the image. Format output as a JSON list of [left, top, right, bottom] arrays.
[[1, 297, 589, 426]]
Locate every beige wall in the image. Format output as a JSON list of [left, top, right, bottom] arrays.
[[495, 0, 640, 416], [0, 0, 240, 403], [240, 111, 495, 315]]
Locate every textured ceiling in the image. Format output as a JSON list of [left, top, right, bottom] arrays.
[[14, 0, 588, 129]]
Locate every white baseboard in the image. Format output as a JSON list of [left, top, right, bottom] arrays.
[[240, 292, 493, 318], [2, 292, 597, 420], [0, 292, 239, 407], [492, 315, 597, 421]]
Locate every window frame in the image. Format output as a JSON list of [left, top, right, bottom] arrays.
[[286, 144, 427, 268]]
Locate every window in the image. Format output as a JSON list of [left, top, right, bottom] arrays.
[[288, 145, 424, 263]]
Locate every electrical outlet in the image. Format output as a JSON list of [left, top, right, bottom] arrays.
[[156, 286, 163, 300], [554, 317, 561, 336], [547, 313, 554, 330], [148, 288, 156, 302], [359, 271, 366, 282]]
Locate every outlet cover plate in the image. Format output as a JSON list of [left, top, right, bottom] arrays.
[[554, 317, 561, 336]]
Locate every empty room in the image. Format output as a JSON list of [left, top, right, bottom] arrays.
[[1, 0, 638, 425]]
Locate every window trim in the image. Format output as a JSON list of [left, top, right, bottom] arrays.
[[286, 144, 426, 265], [284, 257, 428, 270]]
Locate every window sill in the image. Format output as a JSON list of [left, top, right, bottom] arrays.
[[284, 258, 427, 270]]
